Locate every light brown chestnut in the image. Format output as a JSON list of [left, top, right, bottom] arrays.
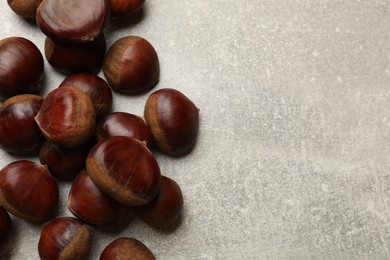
[[36, 0, 110, 43], [7, 0, 43, 19], [133, 176, 183, 228], [0, 160, 59, 222], [38, 217, 90, 260], [68, 170, 123, 226], [0, 94, 45, 153], [45, 35, 106, 75], [109, 0, 145, 18], [103, 36, 160, 95], [100, 237, 155, 260], [0, 37, 44, 101], [86, 136, 161, 206], [35, 86, 96, 148], [59, 73, 113, 118], [144, 88, 199, 156], [0, 206, 11, 249]]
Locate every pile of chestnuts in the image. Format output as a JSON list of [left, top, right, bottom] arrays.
[[0, 0, 200, 259]]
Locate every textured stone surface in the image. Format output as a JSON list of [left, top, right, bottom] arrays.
[[1, 0, 390, 259]]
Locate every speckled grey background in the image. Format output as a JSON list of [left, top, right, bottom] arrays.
[[1, 0, 390, 259]]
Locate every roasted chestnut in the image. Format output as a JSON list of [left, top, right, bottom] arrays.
[[0, 94, 45, 153], [0, 206, 11, 249], [39, 140, 94, 179], [59, 73, 113, 118], [0, 160, 59, 222], [144, 88, 199, 156], [36, 0, 110, 43], [0, 37, 44, 101], [95, 112, 153, 146], [109, 0, 145, 18], [45, 35, 106, 75], [103, 36, 160, 95], [86, 136, 161, 206], [100, 237, 155, 260], [7, 0, 43, 19], [35, 86, 96, 148], [38, 217, 90, 260], [133, 176, 183, 228]]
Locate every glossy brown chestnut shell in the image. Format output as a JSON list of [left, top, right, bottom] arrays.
[[100, 237, 155, 260], [45, 35, 106, 75], [0, 37, 44, 101], [0, 94, 45, 153], [0, 206, 11, 249], [7, 0, 43, 19], [35, 86, 96, 148], [39, 140, 94, 179], [68, 170, 123, 226], [109, 0, 145, 18], [103, 36, 160, 95], [133, 176, 183, 228], [36, 0, 110, 43], [59, 73, 113, 118], [95, 112, 153, 146], [0, 160, 59, 222], [86, 136, 161, 206], [144, 88, 199, 156], [38, 217, 90, 260]]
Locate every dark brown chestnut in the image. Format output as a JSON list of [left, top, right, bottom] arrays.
[[45, 35, 106, 75], [109, 0, 145, 18], [35, 86, 96, 148], [0, 37, 44, 101], [36, 0, 110, 43], [0, 160, 59, 222], [103, 36, 160, 95], [7, 0, 43, 19], [38, 217, 90, 260], [100, 237, 155, 260], [144, 88, 199, 157], [59, 73, 113, 118], [0, 206, 11, 249], [39, 140, 94, 179], [86, 136, 161, 206], [0, 94, 45, 153], [68, 170, 124, 226], [133, 176, 183, 228], [96, 112, 153, 146]]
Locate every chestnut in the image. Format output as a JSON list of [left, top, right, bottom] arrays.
[[0, 37, 44, 101], [38, 217, 90, 260], [7, 0, 43, 19], [39, 140, 94, 179], [35, 86, 96, 148], [36, 0, 110, 43], [133, 176, 183, 228], [86, 136, 161, 206], [59, 73, 113, 118], [45, 35, 107, 75], [100, 237, 155, 260], [0, 160, 59, 222], [103, 36, 160, 95], [0, 94, 45, 153], [109, 0, 145, 18], [144, 88, 199, 156], [68, 170, 124, 226], [96, 112, 153, 146], [0, 206, 11, 249]]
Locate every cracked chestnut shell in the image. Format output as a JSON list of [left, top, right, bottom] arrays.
[[0, 160, 59, 222], [59, 73, 113, 118], [7, 0, 43, 19], [0, 206, 11, 249], [0, 94, 45, 153], [35, 86, 96, 148], [103, 36, 160, 95], [100, 237, 155, 260], [38, 217, 90, 260], [0, 37, 44, 101], [144, 88, 199, 156], [36, 0, 110, 43], [86, 136, 161, 206], [109, 0, 145, 18], [45, 35, 106, 75]]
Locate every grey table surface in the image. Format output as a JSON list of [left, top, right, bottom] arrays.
[[1, 0, 390, 259]]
